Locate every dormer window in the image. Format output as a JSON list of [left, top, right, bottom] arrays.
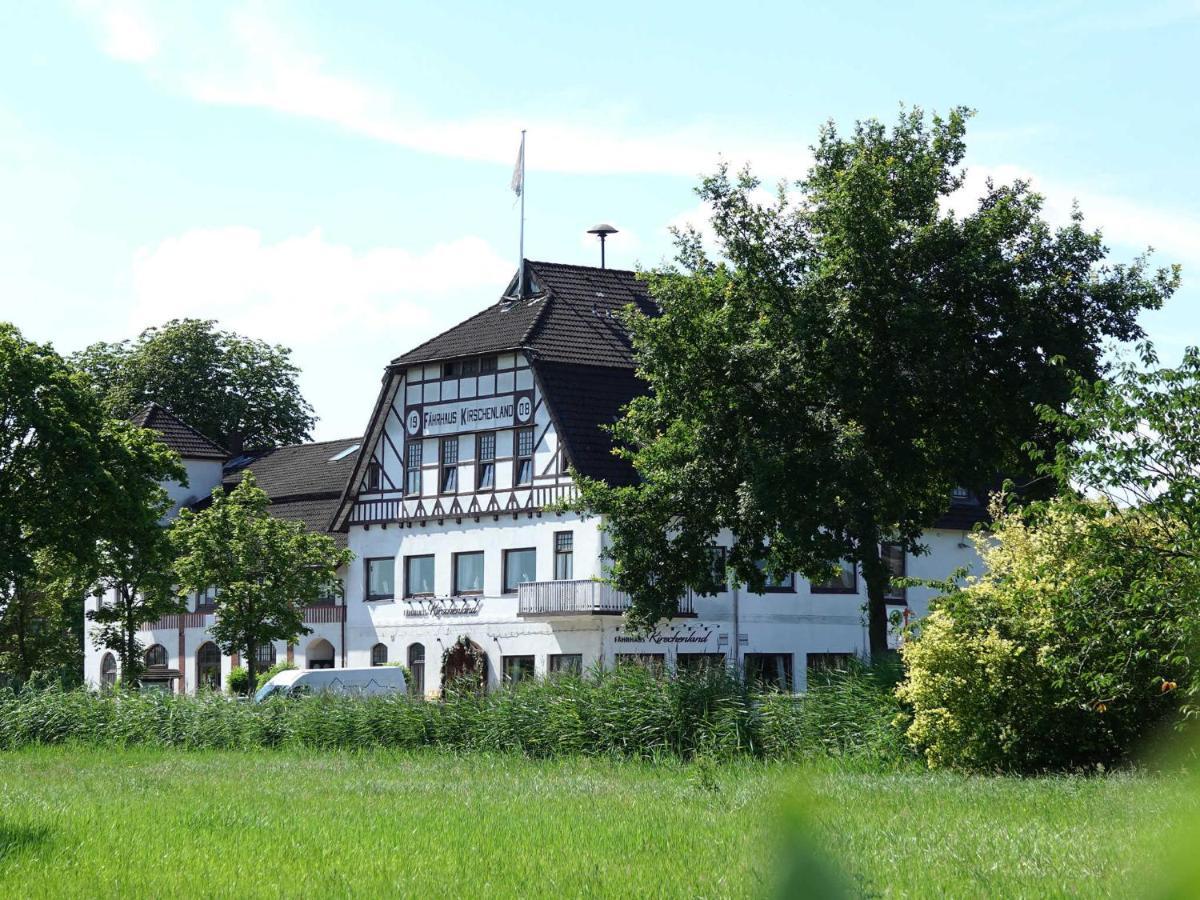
[[365, 461, 381, 492]]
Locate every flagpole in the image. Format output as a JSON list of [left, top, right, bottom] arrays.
[[518, 129, 526, 298]]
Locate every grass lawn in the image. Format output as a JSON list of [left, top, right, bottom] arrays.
[[0, 748, 1189, 898]]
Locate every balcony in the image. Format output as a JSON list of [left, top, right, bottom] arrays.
[[517, 580, 695, 618], [146, 604, 343, 630]]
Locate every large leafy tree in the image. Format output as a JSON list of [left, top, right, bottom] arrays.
[[73, 318, 316, 454], [85, 420, 186, 688], [0, 323, 181, 683], [577, 107, 1178, 654], [171, 472, 352, 692]]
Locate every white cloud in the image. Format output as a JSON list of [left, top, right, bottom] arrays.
[[129, 227, 513, 346], [77, 4, 811, 179], [77, 0, 160, 62]]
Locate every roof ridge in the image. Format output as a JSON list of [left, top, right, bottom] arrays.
[[131, 402, 228, 457]]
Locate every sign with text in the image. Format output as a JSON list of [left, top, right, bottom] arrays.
[[613, 625, 715, 645], [405, 391, 533, 438]]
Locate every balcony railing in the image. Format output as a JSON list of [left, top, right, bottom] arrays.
[[146, 604, 343, 630], [518, 580, 695, 617]]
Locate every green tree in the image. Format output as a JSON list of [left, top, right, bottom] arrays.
[[171, 472, 352, 693], [577, 107, 1178, 652], [85, 419, 186, 689], [73, 318, 316, 454]]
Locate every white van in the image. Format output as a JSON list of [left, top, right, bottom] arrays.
[[253, 666, 407, 702]]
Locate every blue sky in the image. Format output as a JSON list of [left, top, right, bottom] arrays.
[[1, 1, 1196, 440]]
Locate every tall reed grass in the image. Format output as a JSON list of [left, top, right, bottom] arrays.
[[0, 663, 907, 761]]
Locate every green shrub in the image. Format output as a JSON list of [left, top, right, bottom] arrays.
[[899, 497, 1199, 772], [0, 663, 908, 762], [226, 666, 249, 696]]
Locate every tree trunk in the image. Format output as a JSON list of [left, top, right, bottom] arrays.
[[858, 537, 891, 660]]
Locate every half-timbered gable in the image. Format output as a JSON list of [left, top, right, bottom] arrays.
[[331, 260, 653, 531]]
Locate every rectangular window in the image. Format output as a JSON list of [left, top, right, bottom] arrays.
[[677, 653, 726, 673], [882, 542, 906, 603], [554, 531, 574, 580], [404, 555, 435, 598], [951, 485, 970, 500], [502, 655, 535, 685], [744, 653, 793, 692], [365, 558, 395, 602], [502, 548, 537, 594], [515, 427, 534, 485], [460, 357, 480, 377], [440, 436, 459, 494], [807, 652, 854, 674], [480, 355, 497, 375], [615, 653, 666, 673], [548, 653, 583, 675], [453, 551, 485, 595], [699, 546, 727, 596], [195, 586, 217, 610], [754, 559, 796, 593], [442, 361, 459, 379], [477, 432, 496, 490], [364, 460, 381, 492], [405, 440, 422, 496], [811, 559, 857, 594]]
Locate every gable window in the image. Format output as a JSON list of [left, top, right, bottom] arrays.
[[515, 427, 534, 485], [554, 531, 574, 580], [365, 557, 395, 602], [460, 357, 480, 377], [371, 643, 388, 667], [453, 551, 485, 595], [364, 460, 381, 492], [882, 542, 906, 603], [480, 355, 498, 374], [404, 555, 435, 598], [405, 440, 422, 496], [144, 644, 168, 669], [699, 546, 727, 596], [440, 436, 459, 493], [442, 361, 459, 379], [477, 432, 496, 490], [811, 560, 857, 594], [755, 559, 796, 593], [503, 548, 537, 594], [744, 653, 793, 692]]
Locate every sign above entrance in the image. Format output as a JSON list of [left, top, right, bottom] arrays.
[[405, 391, 534, 438]]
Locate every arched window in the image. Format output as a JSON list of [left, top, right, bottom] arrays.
[[145, 644, 168, 669], [100, 652, 117, 688], [371, 643, 388, 666], [254, 643, 277, 669], [197, 642, 221, 691], [408, 642, 425, 696]]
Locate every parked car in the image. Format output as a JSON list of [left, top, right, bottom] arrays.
[[253, 666, 407, 702]]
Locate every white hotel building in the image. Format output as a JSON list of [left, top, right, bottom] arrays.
[[83, 260, 983, 695]]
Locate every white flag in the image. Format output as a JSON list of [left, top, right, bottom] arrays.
[[510, 134, 524, 197]]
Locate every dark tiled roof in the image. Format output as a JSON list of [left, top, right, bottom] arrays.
[[222, 437, 360, 545], [931, 491, 990, 531], [390, 260, 654, 369], [224, 437, 361, 500], [535, 361, 643, 487], [131, 403, 228, 460]]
